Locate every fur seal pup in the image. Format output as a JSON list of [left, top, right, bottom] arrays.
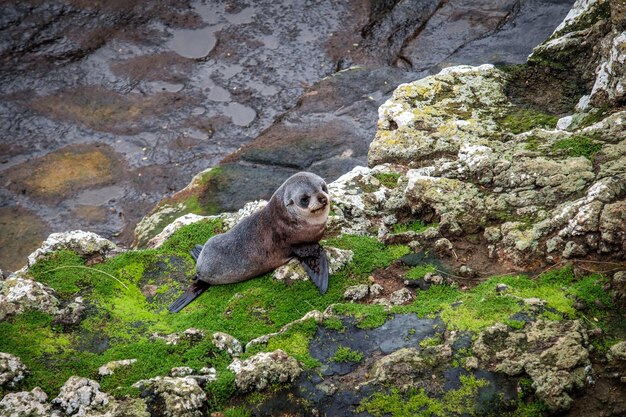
[[169, 172, 331, 313]]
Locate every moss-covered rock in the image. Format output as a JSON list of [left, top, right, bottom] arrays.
[[227, 350, 301, 393], [474, 320, 591, 412]]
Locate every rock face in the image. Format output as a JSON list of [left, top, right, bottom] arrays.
[[364, 64, 624, 265], [474, 320, 591, 412], [228, 350, 301, 392]]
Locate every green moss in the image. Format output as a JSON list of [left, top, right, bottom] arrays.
[[246, 318, 321, 368], [8, 229, 381, 404], [322, 317, 346, 332], [373, 172, 401, 189], [358, 374, 490, 416], [332, 303, 390, 329], [391, 220, 434, 234], [552, 134, 602, 159], [331, 346, 364, 363], [406, 264, 437, 280], [419, 334, 443, 349], [524, 135, 541, 151], [324, 235, 410, 277], [223, 407, 253, 417], [498, 108, 558, 134], [158, 218, 225, 256]]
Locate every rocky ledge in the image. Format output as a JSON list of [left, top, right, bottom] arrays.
[[1, 1, 625, 416]]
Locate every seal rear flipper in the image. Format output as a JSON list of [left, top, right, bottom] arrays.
[[168, 279, 210, 313], [190, 244, 203, 262], [295, 245, 329, 294]]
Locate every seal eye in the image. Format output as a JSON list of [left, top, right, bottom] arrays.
[[321, 184, 328, 193], [300, 195, 310, 207]]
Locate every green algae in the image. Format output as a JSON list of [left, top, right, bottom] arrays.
[[358, 374, 490, 417]]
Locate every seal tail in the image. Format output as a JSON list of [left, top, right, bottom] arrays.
[[190, 244, 203, 262], [168, 279, 210, 313]]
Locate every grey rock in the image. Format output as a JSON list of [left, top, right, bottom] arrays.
[[562, 241, 588, 258], [55, 297, 86, 326], [433, 238, 454, 256], [25, 231, 119, 270], [474, 320, 591, 412], [52, 376, 115, 416], [132, 376, 207, 417], [0, 352, 27, 388], [610, 271, 626, 303], [151, 328, 205, 345], [369, 283, 384, 297], [170, 367, 194, 378], [389, 288, 413, 305], [98, 359, 137, 376], [0, 387, 51, 417], [228, 349, 301, 392], [370, 347, 427, 391], [343, 284, 369, 301], [212, 332, 242, 357], [0, 276, 60, 321]]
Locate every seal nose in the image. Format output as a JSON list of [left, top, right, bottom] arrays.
[[318, 194, 328, 206]]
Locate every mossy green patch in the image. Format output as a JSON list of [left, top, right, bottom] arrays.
[[552, 134, 602, 159], [391, 219, 434, 234], [331, 346, 364, 363], [4, 231, 415, 405], [406, 264, 437, 280], [358, 374, 490, 417], [498, 107, 558, 134], [336, 266, 613, 334], [324, 235, 410, 277], [373, 172, 401, 189], [246, 318, 321, 369], [322, 317, 346, 332], [332, 303, 390, 329], [223, 407, 253, 417]]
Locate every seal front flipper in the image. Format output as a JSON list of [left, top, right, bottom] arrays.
[[168, 279, 210, 313], [190, 244, 203, 262], [293, 244, 329, 294]]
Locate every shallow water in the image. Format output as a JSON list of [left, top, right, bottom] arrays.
[[0, 0, 575, 272]]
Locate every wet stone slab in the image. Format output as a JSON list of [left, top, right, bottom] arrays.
[[250, 314, 520, 417]]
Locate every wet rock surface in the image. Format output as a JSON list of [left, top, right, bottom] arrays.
[[0, 0, 575, 268]]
